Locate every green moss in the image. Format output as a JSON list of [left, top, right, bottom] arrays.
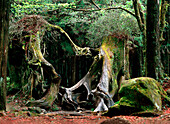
[[119, 77, 162, 110], [119, 97, 137, 107], [104, 77, 168, 117], [141, 105, 154, 111]]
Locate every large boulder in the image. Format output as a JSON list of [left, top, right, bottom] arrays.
[[104, 77, 168, 117]]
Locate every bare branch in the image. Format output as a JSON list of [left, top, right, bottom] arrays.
[[90, 0, 101, 10], [107, 7, 136, 18], [70, 7, 136, 18], [19, 15, 92, 56]]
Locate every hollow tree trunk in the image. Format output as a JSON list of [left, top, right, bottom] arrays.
[[13, 15, 93, 109], [12, 15, 127, 111], [60, 36, 125, 112]]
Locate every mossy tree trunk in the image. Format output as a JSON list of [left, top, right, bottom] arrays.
[[0, 0, 10, 111], [146, 0, 164, 79], [13, 15, 92, 109], [26, 32, 61, 109]]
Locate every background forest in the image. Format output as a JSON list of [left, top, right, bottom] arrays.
[[0, 0, 169, 123], [7, 0, 170, 95], [8, 0, 169, 96]]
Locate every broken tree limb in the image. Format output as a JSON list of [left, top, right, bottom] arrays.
[[17, 15, 92, 56], [70, 7, 136, 18], [90, 0, 101, 10]]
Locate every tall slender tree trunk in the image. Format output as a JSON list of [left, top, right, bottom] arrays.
[[0, 0, 10, 111], [146, 0, 163, 79], [132, 0, 146, 77], [160, 0, 168, 41]]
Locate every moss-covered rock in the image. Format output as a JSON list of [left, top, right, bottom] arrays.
[[104, 77, 168, 117]]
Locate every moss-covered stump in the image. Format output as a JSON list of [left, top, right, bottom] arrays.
[[104, 77, 168, 117]]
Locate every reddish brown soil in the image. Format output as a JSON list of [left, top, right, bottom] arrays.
[[0, 106, 169, 124], [0, 80, 169, 124], [0, 114, 108, 124], [0, 108, 169, 124]]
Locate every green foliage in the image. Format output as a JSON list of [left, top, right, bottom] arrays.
[[11, 0, 141, 48], [60, 41, 74, 54], [87, 10, 140, 46], [134, 35, 143, 47], [11, 0, 74, 20]]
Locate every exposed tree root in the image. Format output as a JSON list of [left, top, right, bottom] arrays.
[[60, 46, 118, 112]]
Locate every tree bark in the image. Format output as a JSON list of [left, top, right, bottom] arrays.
[[146, 0, 163, 79], [0, 0, 10, 111], [129, 46, 143, 78]]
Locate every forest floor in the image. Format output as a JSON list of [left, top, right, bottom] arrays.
[[1, 108, 170, 124], [0, 80, 169, 124]]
